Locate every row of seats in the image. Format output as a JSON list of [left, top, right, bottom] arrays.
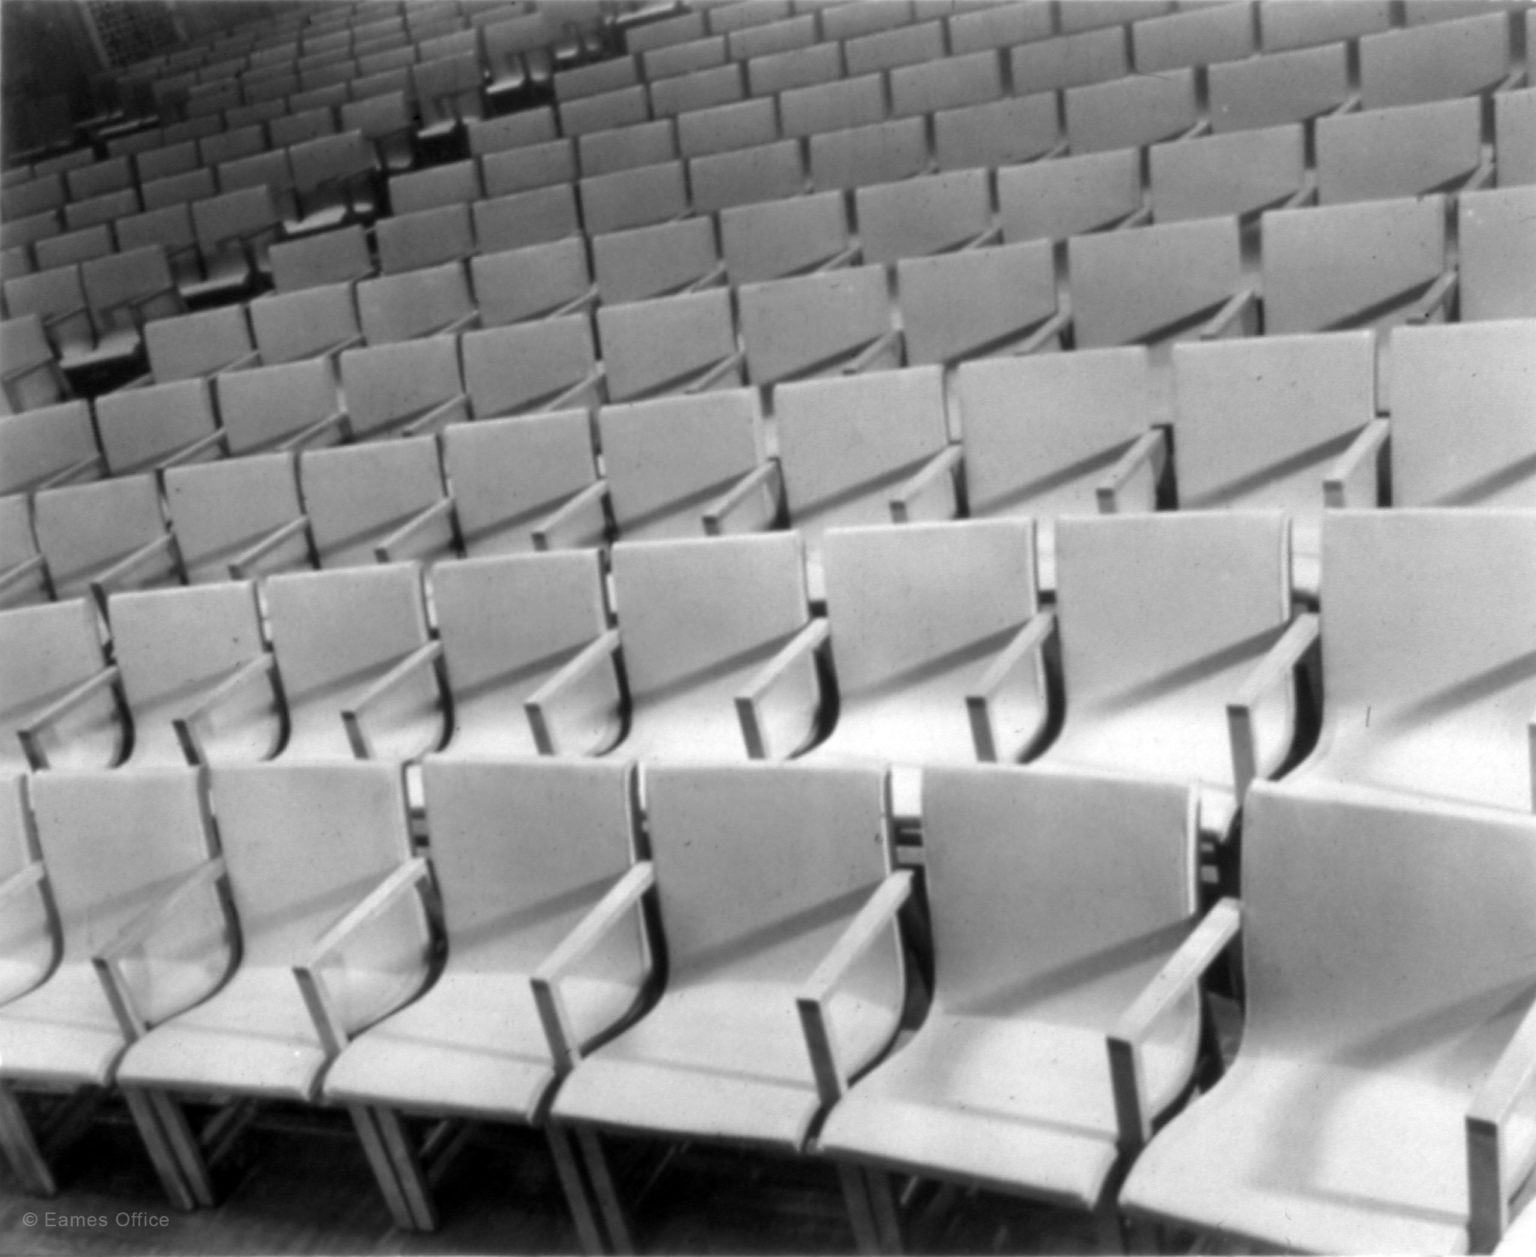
[[4, 504, 1536, 1252]]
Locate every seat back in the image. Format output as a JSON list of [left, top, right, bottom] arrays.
[[649, 63, 745, 117], [463, 317, 600, 417], [1358, 11, 1512, 109], [727, 12, 818, 60], [434, 552, 617, 757], [83, 245, 181, 334], [720, 190, 852, 284], [3, 267, 89, 358], [94, 378, 219, 477], [746, 41, 843, 96], [376, 203, 475, 275], [471, 238, 591, 326], [592, 217, 718, 306], [388, 159, 482, 215], [1065, 67, 1199, 153], [891, 48, 1006, 119], [1150, 123, 1308, 223], [356, 261, 475, 345], [0, 400, 98, 496], [820, 0, 913, 40], [948, 2, 1055, 53], [846, 18, 947, 75], [1069, 216, 1245, 349], [110, 582, 280, 766], [472, 184, 582, 252], [1132, 0, 1256, 71], [0, 494, 46, 610], [597, 288, 740, 402], [444, 410, 601, 556], [116, 205, 197, 270], [1317, 96, 1482, 205], [688, 138, 805, 213], [644, 36, 728, 83], [897, 241, 1057, 366], [856, 169, 993, 265], [65, 188, 141, 233], [142, 168, 218, 211], [210, 762, 426, 989], [270, 224, 373, 292], [780, 73, 886, 138], [923, 766, 1197, 1026], [288, 130, 373, 194], [1495, 86, 1536, 187], [1262, 196, 1446, 335], [739, 265, 894, 385], [810, 118, 929, 191], [676, 98, 777, 159], [932, 93, 1060, 172], [1459, 185, 1536, 322], [35, 225, 113, 271], [558, 84, 650, 137], [480, 138, 577, 196], [245, 284, 360, 372], [999, 148, 1142, 244], [339, 335, 467, 440], [145, 306, 255, 382], [577, 118, 678, 176], [579, 160, 689, 236], [1010, 27, 1129, 94], [1258, 0, 1390, 51], [164, 451, 311, 582], [599, 389, 769, 541], [199, 124, 266, 168], [0, 598, 120, 773], [265, 565, 441, 761], [420, 759, 643, 992], [0, 314, 67, 413], [193, 185, 281, 257], [270, 106, 338, 149], [301, 436, 454, 569], [1391, 320, 1536, 507]]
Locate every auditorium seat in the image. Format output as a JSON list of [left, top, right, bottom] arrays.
[[0, 494, 48, 610], [143, 305, 259, 383], [1357, 9, 1517, 109], [190, 185, 283, 300], [165, 451, 312, 583], [0, 767, 230, 1206], [1131, 0, 1256, 71], [579, 159, 690, 236], [465, 317, 604, 417], [1257, 0, 1391, 52], [467, 107, 560, 156], [1148, 123, 1312, 229], [999, 149, 1145, 246], [115, 204, 203, 301], [897, 240, 1060, 366], [719, 190, 858, 284], [1207, 40, 1353, 132], [0, 399, 99, 495], [94, 377, 223, 477], [738, 265, 898, 387], [946, 1, 1055, 55], [475, 183, 582, 252], [675, 96, 776, 158], [856, 169, 996, 265], [597, 388, 776, 541], [891, 47, 1007, 118], [596, 287, 742, 402], [643, 34, 727, 83], [689, 138, 805, 213], [321, 757, 647, 1234], [376, 203, 475, 274], [471, 238, 596, 325], [557, 83, 651, 137], [592, 216, 721, 304], [0, 313, 70, 413], [269, 223, 373, 291], [248, 282, 362, 367], [746, 40, 843, 96], [1315, 95, 1487, 204], [1496, 86, 1536, 185], [108, 581, 280, 766], [1166, 331, 1379, 598], [340, 91, 417, 177], [544, 761, 907, 1250], [64, 188, 141, 234], [141, 167, 217, 212], [338, 335, 468, 441], [356, 262, 477, 344], [32, 473, 179, 607], [577, 118, 677, 177], [34, 224, 114, 272], [931, 93, 1062, 172], [480, 138, 578, 197], [287, 130, 380, 234], [413, 50, 489, 146], [0, 596, 121, 773], [1117, 782, 1536, 1254], [810, 118, 930, 192], [442, 412, 606, 556], [114, 761, 434, 1210], [1458, 185, 1536, 321], [817, 766, 1206, 1249]]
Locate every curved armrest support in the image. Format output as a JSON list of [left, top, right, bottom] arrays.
[[1495, 68, 1526, 94], [527, 628, 621, 756], [813, 242, 862, 273], [42, 303, 90, 332], [1460, 160, 1496, 194], [155, 425, 228, 474], [0, 861, 45, 907], [342, 640, 444, 760], [89, 531, 179, 616], [683, 260, 729, 294], [276, 408, 351, 453], [229, 514, 311, 580], [296, 856, 433, 1058], [1199, 284, 1258, 341], [532, 479, 608, 552], [552, 285, 601, 318], [1096, 428, 1167, 514], [532, 861, 656, 1072], [1323, 418, 1389, 510], [1227, 613, 1320, 796], [686, 346, 747, 395], [703, 460, 780, 536], [36, 451, 105, 492], [962, 223, 1003, 251], [967, 610, 1055, 763], [1177, 119, 1211, 142], [549, 363, 606, 412], [401, 390, 469, 437], [19, 664, 120, 771], [735, 618, 829, 760], [890, 444, 962, 525], [1013, 308, 1070, 357], [1108, 898, 1242, 1149], [93, 856, 227, 1041], [1328, 93, 1361, 117], [374, 494, 456, 563], [430, 311, 480, 338], [0, 552, 48, 597], [174, 652, 278, 766], [843, 328, 902, 376], [1409, 267, 1458, 326], [1117, 204, 1153, 231], [1281, 177, 1317, 211], [797, 870, 915, 1107], [1468, 990, 1536, 1253], [1, 357, 58, 387], [212, 349, 262, 376]]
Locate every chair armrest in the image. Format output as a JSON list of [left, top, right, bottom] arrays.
[[1108, 897, 1242, 1149], [229, 514, 311, 580], [1327, 93, 1361, 117], [1199, 284, 1259, 341], [41, 303, 90, 332], [889, 444, 961, 525], [1095, 429, 1167, 514], [1409, 267, 1458, 326], [1323, 418, 1389, 510], [735, 619, 829, 760], [36, 451, 105, 492], [174, 652, 278, 766], [0, 861, 45, 907], [276, 409, 351, 453], [683, 260, 729, 294], [527, 629, 621, 756], [967, 610, 1055, 762], [549, 364, 606, 412], [295, 856, 433, 1058], [1116, 204, 1153, 231], [813, 242, 862, 273], [533, 479, 608, 552], [401, 390, 469, 437], [842, 328, 902, 376], [0, 552, 49, 597], [685, 346, 747, 395], [1467, 990, 1536, 1253], [18, 664, 120, 771], [99, 283, 179, 317], [702, 460, 779, 536], [1, 357, 58, 386], [1281, 178, 1317, 211], [531, 861, 656, 1073], [430, 310, 480, 338], [89, 531, 179, 616], [1460, 160, 1497, 195], [962, 223, 1003, 251], [212, 348, 262, 376], [1227, 613, 1319, 796], [1012, 308, 1071, 357], [155, 425, 228, 474], [797, 870, 915, 1107], [373, 495, 456, 563], [342, 640, 444, 760], [93, 856, 227, 1041], [1176, 119, 1211, 142], [1495, 67, 1526, 94], [552, 285, 601, 318]]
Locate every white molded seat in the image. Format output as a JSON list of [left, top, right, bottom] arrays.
[[0, 400, 100, 497], [1358, 10, 1515, 110], [165, 451, 312, 584], [473, 185, 583, 254], [578, 160, 690, 236], [1064, 67, 1200, 154], [897, 241, 1058, 367], [1496, 86, 1536, 187], [856, 169, 994, 266], [810, 118, 930, 192], [217, 357, 347, 456], [592, 217, 722, 306], [720, 191, 856, 284], [739, 265, 897, 387], [464, 318, 603, 418], [1459, 186, 1536, 322], [932, 93, 1061, 172], [0, 597, 121, 775], [1316, 96, 1485, 205], [356, 262, 478, 345], [1259, 0, 1391, 52], [248, 283, 363, 366], [597, 289, 742, 403], [144, 306, 259, 384], [1132, 0, 1256, 71], [688, 139, 805, 214], [1149, 124, 1310, 225], [301, 437, 455, 570], [0, 315, 70, 415], [33, 474, 178, 603], [471, 239, 595, 326], [578, 119, 678, 178], [481, 139, 578, 197], [375, 204, 475, 276], [340, 336, 468, 439], [95, 378, 223, 478], [891, 49, 1006, 119], [999, 149, 1144, 245], [1210, 40, 1351, 133]]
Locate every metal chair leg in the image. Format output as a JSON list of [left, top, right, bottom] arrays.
[[836, 1161, 884, 1255], [122, 1088, 198, 1212], [547, 1124, 609, 1255], [865, 1168, 905, 1254], [575, 1125, 636, 1254], [352, 1106, 432, 1231], [0, 1083, 57, 1196]]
